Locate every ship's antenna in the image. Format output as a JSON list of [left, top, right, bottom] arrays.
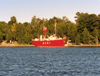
[[55, 19, 56, 36]]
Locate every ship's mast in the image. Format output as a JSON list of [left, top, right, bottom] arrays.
[[55, 19, 56, 36]]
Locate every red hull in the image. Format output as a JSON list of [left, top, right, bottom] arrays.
[[32, 39, 65, 47]]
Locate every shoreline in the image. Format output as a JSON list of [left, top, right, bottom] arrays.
[[0, 43, 35, 47], [0, 45, 35, 47], [0, 44, 100, 47], [66, 44, 100, 47]]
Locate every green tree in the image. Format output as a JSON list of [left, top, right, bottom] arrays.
[[0, 21, 10, 40], [67, 22, 77, 42], [8, 16, 17, 25], [6, 30, 13, 42], [82, 28, 90, 44], [31, 16, 37, 27], [15, 23, 26, 44], [0, 31, 3, 43], [75, 12, 89, 33], [92, 28, 99, 44], [75, 33, 80, 45], [23, 32, 32, 44]]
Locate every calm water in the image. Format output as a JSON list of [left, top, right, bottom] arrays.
[[0, 47, 100, 76]]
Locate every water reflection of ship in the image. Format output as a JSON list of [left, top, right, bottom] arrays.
[[32, 20, 65, 47]]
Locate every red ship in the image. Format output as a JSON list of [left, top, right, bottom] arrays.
[[32, 38, 65, 47], [32, 22, 65, 47]]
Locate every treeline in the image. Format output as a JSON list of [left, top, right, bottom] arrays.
[[0, 12, 100, 45]]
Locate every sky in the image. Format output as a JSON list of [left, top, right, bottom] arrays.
[[0, 0, 100, 23]]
